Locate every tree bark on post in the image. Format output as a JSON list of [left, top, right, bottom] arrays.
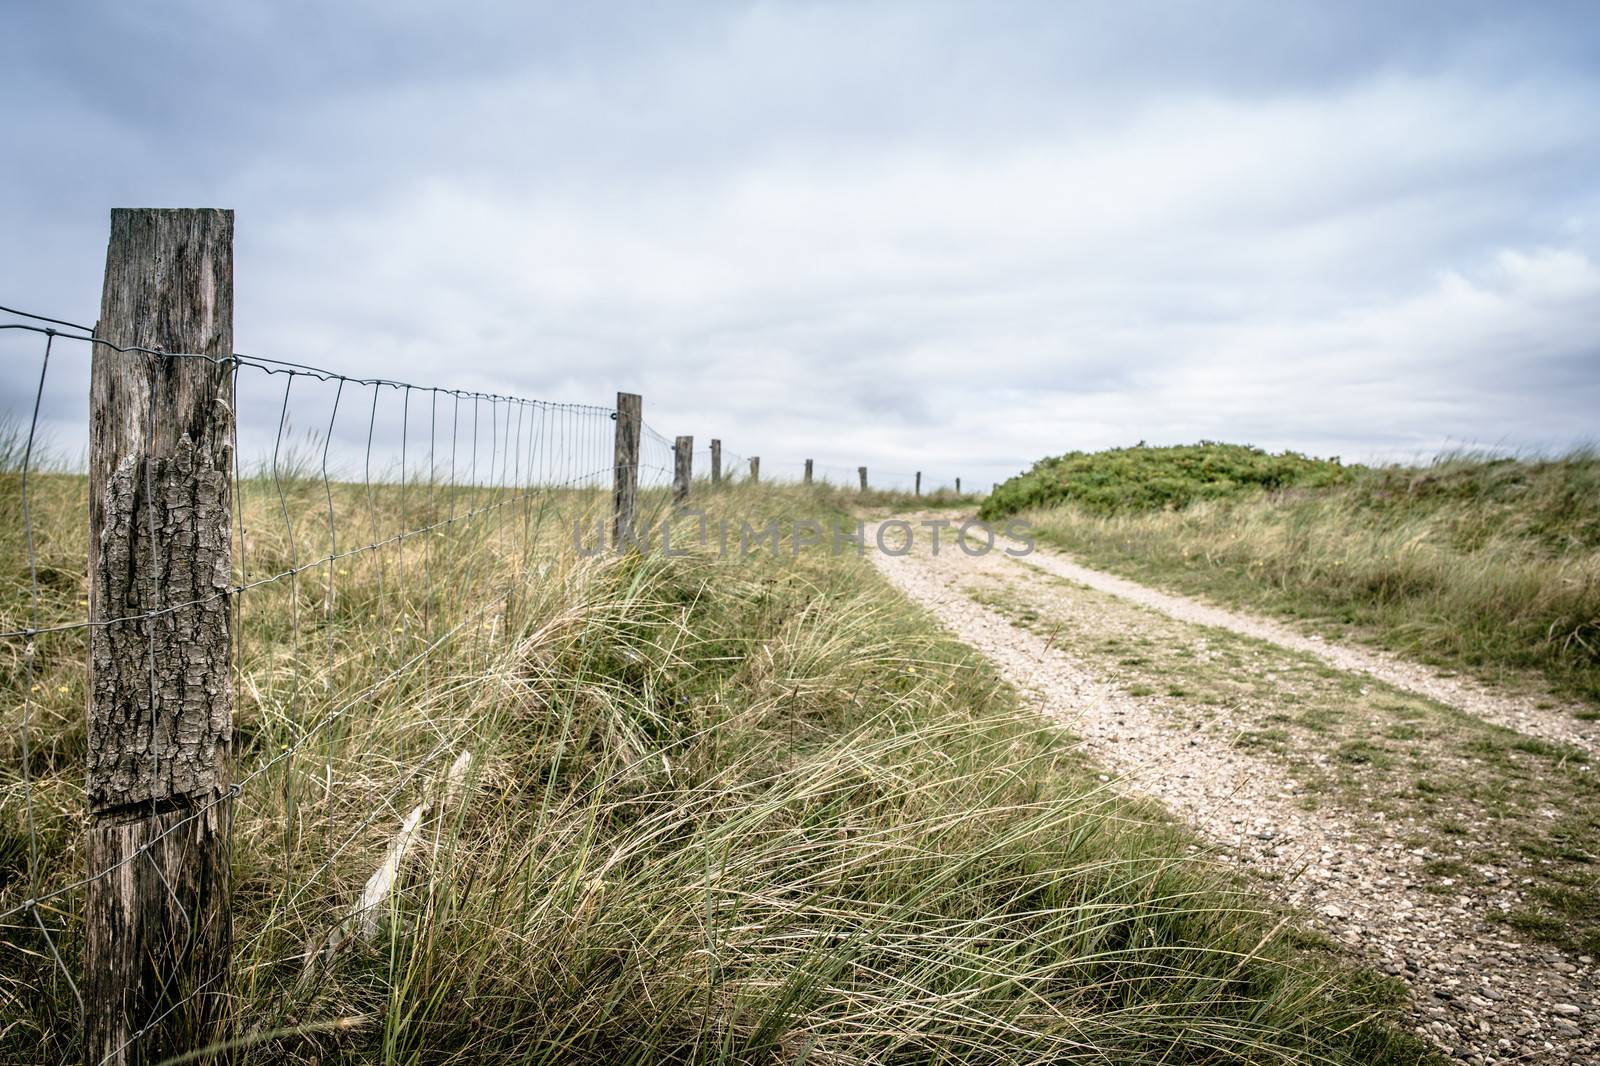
[[804, 459, 813, 485], [710, 439, 721, 487], [915, 471, 921, 496], [673, 435, 693, 505], [858, 466, 868, 492], [613, 392, 641, 550], [85, 208, 236, 1066], [749, 457, 759, 484]]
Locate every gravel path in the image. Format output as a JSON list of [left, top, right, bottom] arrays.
[[869, 523, 1597, 1064], [1006, 535, 1599, 756]]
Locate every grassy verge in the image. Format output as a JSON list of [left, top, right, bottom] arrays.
[[959, 562, 1599, 956], [989, 451, 1600, 710], [0, 470, 1433, 1063]]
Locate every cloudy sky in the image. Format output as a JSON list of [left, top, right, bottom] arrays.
[[4, 1, 1597, 489]]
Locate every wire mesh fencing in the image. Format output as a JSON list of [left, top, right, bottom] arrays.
[[0, 302, 685, 1063]]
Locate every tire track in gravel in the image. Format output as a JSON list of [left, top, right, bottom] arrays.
[[868, 522, 1598, 1065]]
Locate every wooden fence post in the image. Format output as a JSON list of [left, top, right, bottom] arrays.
[[710, 439, 722, 486], [673, 435, 692, 505], [915, 471, 921, 496], [858, 466, 868, 492], [955, 477, 961, 495], [613, 392, 641, 549], [85, 208, 236, 1066], [749, 457, 759, 483], [804, 459, 813, 485]]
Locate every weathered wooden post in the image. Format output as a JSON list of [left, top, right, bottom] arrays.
[[955, 477, 961, 495], [858, 466, 868, 492], [710, 439, 722, 486], [915, 471, 921, 496], [804, 459, 813, 485], [673, 435, 693, 505], [85, 208, 236, 1065], [613, 392, 641, 549], [749, 456, 759, 483]]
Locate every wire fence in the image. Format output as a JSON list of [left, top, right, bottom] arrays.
[[688, 447, 970, 494], [0, 302, 686, 1063]]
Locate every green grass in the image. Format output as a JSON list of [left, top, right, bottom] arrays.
[[0, 462, 1433, 1063], [983, 445, 1600, 707], [980, 442, 1352, 519]]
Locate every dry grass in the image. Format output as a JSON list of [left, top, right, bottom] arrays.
[[0, 463, 1432, 1064]]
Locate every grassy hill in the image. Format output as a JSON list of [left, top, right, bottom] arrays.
[[980, 442, 1352, 519], [985, 444, 1600, 707]]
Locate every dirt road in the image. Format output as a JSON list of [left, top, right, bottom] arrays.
[[870, 519, 1597, 1065]]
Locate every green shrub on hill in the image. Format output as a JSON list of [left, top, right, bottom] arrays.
[[980, 442, 1352, 519]]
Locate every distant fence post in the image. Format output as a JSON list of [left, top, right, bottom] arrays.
[[804, 459, 813, 485], [749, 456, 760, 483], [85, 208, 235, 1066], [859, 466, 868, 492], [955, 477, 961, 495], [915, 471, 921, 496], [673, 435, 693, 505], [613, 392, 641, 548], [710, 438, 722, 486]]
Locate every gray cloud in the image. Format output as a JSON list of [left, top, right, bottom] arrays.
[[4, 1, 1598, 491]]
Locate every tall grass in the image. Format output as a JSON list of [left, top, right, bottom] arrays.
[[0, 474, 1429, 1063], [1010, 450, 1600, 708]]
